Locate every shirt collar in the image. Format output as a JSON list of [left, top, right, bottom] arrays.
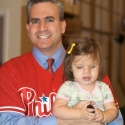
[[32, 45, 66, 69]]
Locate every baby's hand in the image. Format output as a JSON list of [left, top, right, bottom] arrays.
[[94, 108, 104, 122], [87, 104, 95, 113], [79, 102, 95, 121]]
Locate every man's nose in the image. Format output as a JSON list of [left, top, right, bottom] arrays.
[[39, 21, 48, 31]]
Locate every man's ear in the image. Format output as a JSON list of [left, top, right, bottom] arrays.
[[26, 24, 30, 36], [61, 20, 66, 34], [26, 24, 29, 31]]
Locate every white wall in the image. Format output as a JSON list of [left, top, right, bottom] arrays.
[[0, 0, 27, 62]]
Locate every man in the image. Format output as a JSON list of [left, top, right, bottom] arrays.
[[0, 0, 123, 125]]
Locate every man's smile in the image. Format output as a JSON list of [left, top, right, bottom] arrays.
[[37, 34, 51, 39]]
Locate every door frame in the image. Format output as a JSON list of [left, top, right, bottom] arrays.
[[0, 10, 9, 63]]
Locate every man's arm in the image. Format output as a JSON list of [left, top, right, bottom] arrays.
[[107, 109, 124, 125], [1, 107, 123, 125], [0, 112, 57, 125], [57, 118, 86, 125]]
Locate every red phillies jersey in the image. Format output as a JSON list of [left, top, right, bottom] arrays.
[[0, 52, 118, 117], [0, 52, 64, 117]]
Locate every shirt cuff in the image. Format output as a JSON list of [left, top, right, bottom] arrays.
[[40, 115, 57, 125]]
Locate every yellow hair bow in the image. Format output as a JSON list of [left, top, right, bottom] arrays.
[[67, 43, 75, 54]]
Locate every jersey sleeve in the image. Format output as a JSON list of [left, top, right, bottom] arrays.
[[101, 75, 118, 107], [0, 63, 25, 114]]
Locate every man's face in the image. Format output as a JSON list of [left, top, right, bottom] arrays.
[[26, 2, 66, 56]]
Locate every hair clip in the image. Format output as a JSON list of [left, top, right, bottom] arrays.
[[67, 43, 75, 54]]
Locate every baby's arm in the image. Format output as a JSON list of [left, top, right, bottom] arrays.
[[53, 98, 95, 120], [94, 101, 118, 123]]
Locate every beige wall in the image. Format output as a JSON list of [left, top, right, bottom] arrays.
[[80, 0, 125, 107], [0, 0, 27, 62]]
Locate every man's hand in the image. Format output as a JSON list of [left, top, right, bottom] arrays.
[[57, 118, 87, 125], [57, 117, 103, 125]]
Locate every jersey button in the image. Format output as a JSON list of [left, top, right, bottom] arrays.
[[53, 88, 56, 91]]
